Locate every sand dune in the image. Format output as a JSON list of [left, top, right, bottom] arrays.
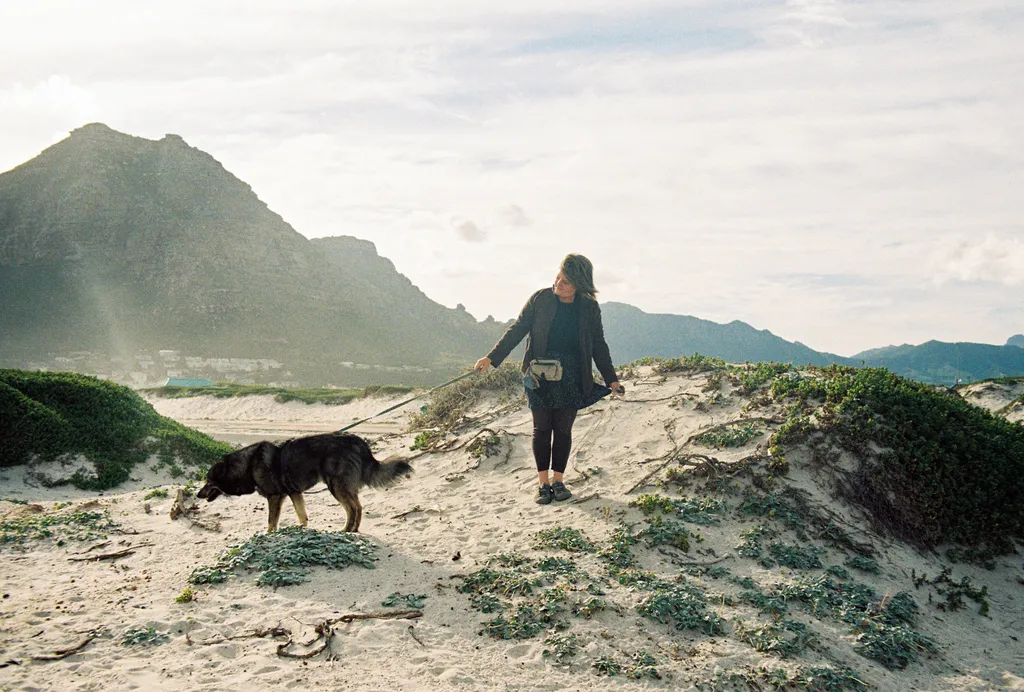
[[1, 368, 1022, 691]]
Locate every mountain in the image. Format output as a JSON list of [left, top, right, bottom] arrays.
[[852, 340, 1024, 386], [599, 302, 851, 367], [1007, 334, 1024, 348], [0, 123, 501, 386]]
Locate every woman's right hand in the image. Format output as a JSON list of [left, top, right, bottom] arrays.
[[473, 356, 492, 374]]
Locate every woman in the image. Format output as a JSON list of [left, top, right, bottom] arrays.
[[474, 254, 624, 505]]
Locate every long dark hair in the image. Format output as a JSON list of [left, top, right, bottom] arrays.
[[560, 254, 597, 300]]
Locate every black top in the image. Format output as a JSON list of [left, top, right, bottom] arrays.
[[546, 299, 579, 355]]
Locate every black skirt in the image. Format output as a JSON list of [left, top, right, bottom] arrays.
[[526, 350, 612, 411]]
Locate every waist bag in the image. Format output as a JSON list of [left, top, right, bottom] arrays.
[[526, 358, 563, 389]]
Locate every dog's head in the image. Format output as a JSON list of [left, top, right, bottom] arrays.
[[196, 480, 223, 502], [196, 442, 268, 500]]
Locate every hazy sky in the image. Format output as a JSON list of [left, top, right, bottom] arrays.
[[2, 1, 1022, 356]]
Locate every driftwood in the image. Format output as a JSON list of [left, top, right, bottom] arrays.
[[169, 488, 221, 531], [626, 459, 677, 494], [275, 611, 423, 660], [569, 493, 600, 505], [67, 543, 154, 562], [277, 636, 329, 660], [31, 635, 95, 661], [656, 548, 733, 567], [187, 625, 290, 646], [337, 609, 423, 623], [407, 625, 425, 647]]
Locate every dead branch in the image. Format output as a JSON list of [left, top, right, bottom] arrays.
[[391, 505, 440, 520], [168, 488, 222, 531], [656, 549, 733, 567], [618, 391, 701, 403], [67, 543, 154, 562], [277, 637, 329, 660], [569, 493, 600, 505], [336, 609, 423, 623], [407, 625, 425, 647], [31, 635, 95, 661], [76, 541, 111, 554], [626, 459, 676, 494], [187, 626, 290, 646]]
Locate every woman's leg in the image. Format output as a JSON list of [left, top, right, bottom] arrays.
[[550, 407, 579, 481], [532, 407, 555, 485]]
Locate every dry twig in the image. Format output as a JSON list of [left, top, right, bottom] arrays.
[[337, 609, 423, 623], [67, 543, 154, 562], [407, 625, 425, 647], [31, 635, 95, 661]]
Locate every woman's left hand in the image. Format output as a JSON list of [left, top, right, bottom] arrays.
[[609, 381, 625, 398]]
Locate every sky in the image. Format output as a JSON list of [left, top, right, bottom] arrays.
[[1, 1, 1022, 357]]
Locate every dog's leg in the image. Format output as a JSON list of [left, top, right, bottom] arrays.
[[336, 492, 362, 532], [267, 495, 285, 533], [290, 493, 308, 527], [350, 494, 363, 533], [327, 482, 356, 532]]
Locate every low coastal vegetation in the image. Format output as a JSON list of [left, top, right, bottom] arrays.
[[409, 363, 523, 432], [620, 355, 1024, 555], [0, 369, 231, 490], [769, 364, 1024, 553], [187, 527, 378, 588], [142, 382, 414, 405]]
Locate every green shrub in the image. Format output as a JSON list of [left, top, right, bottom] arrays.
[[122, 626, 170, 646], [533, 526, 595, 553], [148, 382, 366, 405], [409, 363, 522, 432], [652, 353, 728, 375], [636, 581, 725, 635], [187, 527, 377, 588], [695, 422, 764, 448], [0, 508, 116, 546], [733, 618, 813, 658], [542, 633, 579, 663], [0, 369, 230, 490], [771, 366, 1024, 552]]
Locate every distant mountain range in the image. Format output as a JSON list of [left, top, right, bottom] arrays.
[[600, 302, 848, 367], [1, 123, 1021, 388], [850, 340, 1024, 386], [600, 303, 1024, 385], [0, 123, 501, 385]]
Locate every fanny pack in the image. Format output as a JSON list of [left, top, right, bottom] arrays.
[[525, 358, 563, 390]]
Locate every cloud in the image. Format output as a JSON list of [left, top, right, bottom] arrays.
[[451, 218, 487, 243], [1, 1, 1022, 355], [932, 234, 1024, 287], [497, 204, 532, 227]]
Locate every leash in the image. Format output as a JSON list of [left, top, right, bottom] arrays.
[[335, 370, 478, 433]]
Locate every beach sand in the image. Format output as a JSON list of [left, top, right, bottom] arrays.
[[1, 369, 1022, 690]]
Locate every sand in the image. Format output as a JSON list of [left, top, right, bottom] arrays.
[[1, 369, 1022, 691]]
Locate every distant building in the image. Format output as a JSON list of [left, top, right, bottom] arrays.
[[162, 377, 216, 387]]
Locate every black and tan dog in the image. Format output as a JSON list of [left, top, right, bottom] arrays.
[[196, 433, 412, 533]]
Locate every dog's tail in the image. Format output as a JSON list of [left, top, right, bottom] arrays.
[[367, 457, 414, 489]]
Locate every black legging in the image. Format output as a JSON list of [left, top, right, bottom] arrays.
[[532, 407, 578, 474]]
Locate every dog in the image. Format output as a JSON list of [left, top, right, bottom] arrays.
[[196, 432, 412, 533]]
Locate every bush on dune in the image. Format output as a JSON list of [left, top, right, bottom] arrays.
[[771, 365, 1024, 553], [0, 369, 230, 490]]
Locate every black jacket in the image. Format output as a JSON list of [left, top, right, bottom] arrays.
[[486, 288, 618, 395]]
